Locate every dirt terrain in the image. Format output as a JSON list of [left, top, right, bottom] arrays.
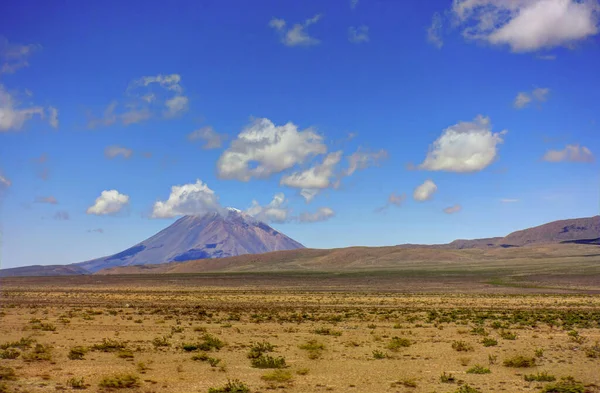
[[1, 274, 600, 393]]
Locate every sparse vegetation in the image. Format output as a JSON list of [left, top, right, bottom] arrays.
[[261, 369, 293, 383], [503, 355, 536, 368], [466, 364, 491, 374], [387, 336, 411, 351], [540, 376, 586, 393], [207, 379, 250, 393], [524, 371, 556, 382], [251, 354, 286, 369], [67, 377, 87, 389], [68, 346, 88, 360], [98, 374, 140, 389], [452, 340, 473, 352]]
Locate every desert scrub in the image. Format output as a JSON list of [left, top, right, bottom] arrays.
[[152, 336, 170, 348], [440, 372, 456, 383], [198, 334, 225, 351], [585, 341, 600, 358], [0, 367, 16, 381], [452, 340, 473, 352], [372, 350, 388, 359], [313, 327, 342, 336], [68, 346, 88, 360], [207, 379, 250, 393], [391, 378, 417, 388], [192, 352, 221, 367], [98, 374, 140, 389], [500, 330, 517, 340], [524, 372, 556, 382], [247, 341, 275, 359], [91, 338, 126, 352], [261, 370, 293, 383], [296, 368, 309, 376], [298, 340, 324, 359], [67, 377, 87, 389], [540, 377, 585, 393], [0, 337, 35, 350], [251, 354, 286, 369], [482, 337, 498, 347], [0, 349, 20, 359], [503, 355, 536, 368], [466, 364, 491, 374], [452, 386, 481, 393], [387, 337, 411, 351], [22, 343, 52, 362]]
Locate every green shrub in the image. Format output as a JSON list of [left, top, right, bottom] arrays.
[[0, 337, 35, 350], [251, 354, 286, 369], [452, 341, 473, 352], [68, 346, 88, 360], [198, 334, 225, 351], [466, 364, 491, 374], [585, 341, 600, 358], [540, 377, 585, 393], [482, 338, 498, 347], [387, 337, 411, 351], [440, 372, 456, 383], [261, 370, 293, 383], [98, 374, 139, 389], [372, 350, 387, 359], [22, 343, 52, 362], [91, 338, 126, 352], [524, 372, 556, 382], [67, 377, 87, 389], [208, 379, 250, 393], [247, 341, 275, 359], [0, 349, 20, 359], [503, 355, 536, 368], [313, 327, 342, 336], [500, 330, 517, 340]]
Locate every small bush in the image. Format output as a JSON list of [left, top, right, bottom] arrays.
[[98, 374, 140, 389], [482, 338, 498, 347], [251, 354, 286, 369], [585, 341, 600, 358], [0, 367, 16, 381], [372, 350, 387, 359], [91, 338, 126, 352], [0, 337, 35, 350], [440, 372, 456, 383], [524, 372, 556, 382], [67, 377, 87, 389], [198, 334, 225, 351], [296, 368, 309, 375], [452, 386, 481, 393], [68, 346, 88, 360], [387, 337, 411, 351], [208, 379, 250, 393], [247, 341, 275, 359], [0, 349, 20, 359], [540, 377, 585, 393], [261, 370, 293, 383], [466, 364, 491, 374], [313, 327, 342, 336], [452, 341, 473, 352], [500, 330, 517, 340], [22, 343, 52, 362], [152, 336, 170, 348], [503, 355, 536, 368], [192, 352, 209, 361]]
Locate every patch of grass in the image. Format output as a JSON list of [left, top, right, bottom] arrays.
[[91, 338, 126, 352], [482, 337, 498, 347], [387, 337, 411, 351], [585, 341, 600, 358], [68, 346, 88, 360], [0, 349, 20, 359], [313, 327, 342, 336], [251, 354, 286, 369], [540, 377, 585, 393], [452, 386, 481, 393], [440, 372, 456, 384], [198, 334, 225, 351], [98, 374, 140, 389], [207, 379, 250, 393], [0, 367, 16, 381], [524, 372, 556, 382], [452, 340, 473, 352], [372, 350, 388, 359], [152, 336, 170, 348], [0, 337, 35, 350], [22, 343, 52, 362], [298, 340, 324, 359], [247, 341, 275, 359], [466, 364, 491, 374], [67, 377, 87, 389], [503, 355, 536, 368], [500, 330, 517, 340], [261, 370, 293, 383]]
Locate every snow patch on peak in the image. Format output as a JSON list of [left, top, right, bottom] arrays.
[[226, 207, 242, 213]]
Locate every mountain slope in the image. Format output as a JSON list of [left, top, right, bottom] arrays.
[[75, 208, 304, 273], [0, 264, 89, 277]]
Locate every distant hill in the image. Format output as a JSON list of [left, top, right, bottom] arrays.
[[0, 264, 88, 277]]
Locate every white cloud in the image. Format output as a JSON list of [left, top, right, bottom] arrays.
[[35, 196, 58, 204], [104, 145, 133, 159], [280, 151, 342, 189], [53, 210, 70, 220], [217, 117, 326, 181], [88, 73, 188, 128], [413, 180, 437, 202], [152, 179, 221, 219], [344, 149, 388, 176], [443, 204, 462, 214], [375, 192, 407, 212], [542, 144, 594, 163], [188, 126, 226, 149], [427, 12, 444, 48], [449, 0, 599, 52], [48, 106, 59, 128], [246, 193, 291, 223], [0, 172, 11, 188], [86, 190, 130, 216], [0, 36, 39, 74], [514, 87, 550, 108], [0, 84, 45, 132], [270, 14, 323, 47], [349, 26, 370, 43], [299, 207, 335, 223], [300, 188, 319, 203], [500, 198, 519, 203], [418, 115, 506, 173]]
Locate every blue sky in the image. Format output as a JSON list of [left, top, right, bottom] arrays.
[[1, 0, 599, 268]]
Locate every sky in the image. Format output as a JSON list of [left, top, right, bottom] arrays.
[[1, 0, 599, 269]]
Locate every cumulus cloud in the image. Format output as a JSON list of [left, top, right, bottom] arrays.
[[246, 193, 291, 223], [542, 144, 594, 163], [433, 0, 599, 52], [280, 151, 342, 189], [217, 117, 326, 181], [0, 84, 45, 132], [35, 196, 58, 204], [270, 14, 323, 47], [514, 87, 550, 108], [0, 36, 40, 74], [349, 26, 370, 43], [188, 126, 226, 149], [86, 190, 130, 216], [413, 180, 437, 202], [53, 210, 70, 220], [104, 145, 133, 159], [152, 179, 221, 219], [88, 73, 188, 128], [418, 115, 506, 173], [443, 204, 462, 214], [427, 12, 444, 48], [299, 207, 335, 223]]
